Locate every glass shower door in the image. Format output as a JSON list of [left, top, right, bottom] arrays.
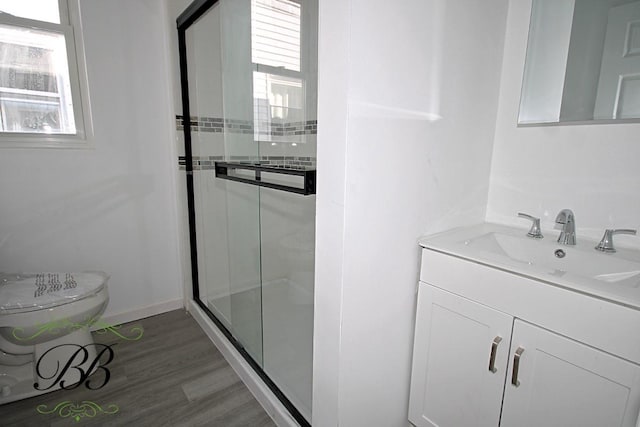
[[178, 0, 317, 423], [218, 0, 264, 365], [251, 0, 317, 413], [183, 0, 263, 364]]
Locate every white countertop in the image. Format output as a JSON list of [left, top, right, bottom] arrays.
[[419, 223, 640, 310]]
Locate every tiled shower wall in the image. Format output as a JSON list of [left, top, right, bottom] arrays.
[[176, 115, 317, 136], [176, 115, 317, 170], [178, 155, 316, 171]]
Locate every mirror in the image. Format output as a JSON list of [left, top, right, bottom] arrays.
[[519, 0, 640, 125]]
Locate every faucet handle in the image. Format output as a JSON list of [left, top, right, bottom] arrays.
[[595, 229, 637, 253], [518, 212, 543, 238]]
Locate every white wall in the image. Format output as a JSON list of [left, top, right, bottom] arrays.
[[487, 0, 640, 250], [165, 0, 194, 314], [313, 0, 508, 425], [0, 0, 183, 321]]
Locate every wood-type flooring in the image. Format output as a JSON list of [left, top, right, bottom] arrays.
[[0, 309, 276, 427]]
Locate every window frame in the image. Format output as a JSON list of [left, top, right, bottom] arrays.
[[0, 0, 93, 149]]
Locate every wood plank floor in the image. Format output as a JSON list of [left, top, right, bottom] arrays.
[[0, 310, 276, 427]]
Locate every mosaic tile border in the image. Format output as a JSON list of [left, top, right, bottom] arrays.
[[176, 115, 317, 136], [178, 155, 317, 171]]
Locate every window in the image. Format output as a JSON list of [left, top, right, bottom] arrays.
[[251, 0, 304, 140], [0, 0, 91, 147], [251, 0, 301, 72]]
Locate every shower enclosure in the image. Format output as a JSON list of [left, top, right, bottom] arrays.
[[177, 0, 317, 424]]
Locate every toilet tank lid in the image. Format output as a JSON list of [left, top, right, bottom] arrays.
[[0, 272, 108, 314]]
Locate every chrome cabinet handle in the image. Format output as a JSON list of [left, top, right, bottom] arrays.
[[511, 347, 525, 387], [517, 213, 543, 239], [488, 336, 503, 373]]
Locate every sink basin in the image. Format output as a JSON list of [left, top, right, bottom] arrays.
[[420, 223, 640, 308], [464, 231, 640, 287]]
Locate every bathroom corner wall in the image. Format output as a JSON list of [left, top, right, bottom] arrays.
[[313, 0, 508, 425], [0, 0, 183, 321], [164, 0, 194, 323], [487, 0, 640, 249]]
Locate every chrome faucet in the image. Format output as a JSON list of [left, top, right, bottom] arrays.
[[555, 209, 576, 245]]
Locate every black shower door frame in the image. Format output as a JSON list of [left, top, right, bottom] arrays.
[[176, 1, 311, 425]]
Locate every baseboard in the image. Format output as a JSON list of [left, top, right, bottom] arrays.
[[93, 298, 184, 329], [187, 300, 300, 427]]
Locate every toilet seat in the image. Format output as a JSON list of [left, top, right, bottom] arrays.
[[0, 272, 108, 315]]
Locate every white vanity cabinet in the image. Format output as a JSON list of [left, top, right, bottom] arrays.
[[409, 246, 640, 427], [501, 320, 640, 427], [408, 285, 512, 427]]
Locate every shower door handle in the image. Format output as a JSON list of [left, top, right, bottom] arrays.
[[215, 162, 316, 195]]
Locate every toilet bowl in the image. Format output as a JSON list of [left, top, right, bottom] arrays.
[[0, 272, 109, 404]]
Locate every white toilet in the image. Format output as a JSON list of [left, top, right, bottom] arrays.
[[0, 272, 109, 404]]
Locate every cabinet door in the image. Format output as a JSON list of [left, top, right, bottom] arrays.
[[501, 320, 640, 427], [409, 285, 513, 427]]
